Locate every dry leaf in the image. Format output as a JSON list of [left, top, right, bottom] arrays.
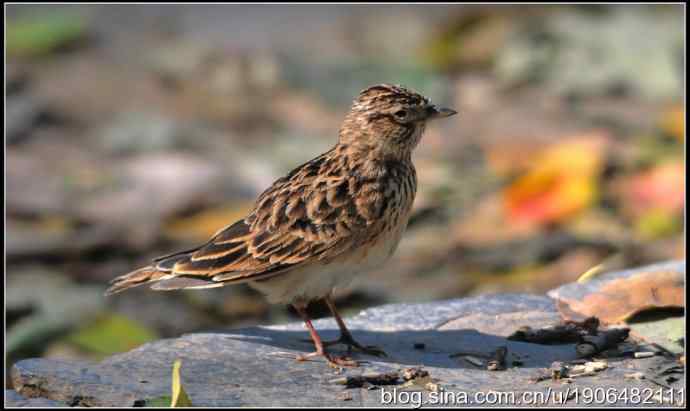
[[556, 269, 684, 324]]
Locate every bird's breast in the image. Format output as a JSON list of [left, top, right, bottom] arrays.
[[352, 167, 417, 269], [352, 216, 409, 270]]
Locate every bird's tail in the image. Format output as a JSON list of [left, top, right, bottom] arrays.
[[104, 266, 169, 296]]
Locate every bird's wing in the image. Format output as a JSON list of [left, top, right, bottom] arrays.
[[156, 150, 387, 285]]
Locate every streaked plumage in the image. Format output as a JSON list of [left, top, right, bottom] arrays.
[[106, 84, 456, 367]]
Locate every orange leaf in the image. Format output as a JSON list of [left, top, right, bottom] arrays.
[[504, 136, 606, 225]]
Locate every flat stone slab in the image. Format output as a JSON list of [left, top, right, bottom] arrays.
[[548, 260, 685, 323], [8, 263, 686, 407], [4, 390, 64, 407]]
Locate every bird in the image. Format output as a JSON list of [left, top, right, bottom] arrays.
[[106, 84, 457, 367]]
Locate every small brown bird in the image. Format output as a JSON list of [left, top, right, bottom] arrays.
[[106, 84, 457, 367]]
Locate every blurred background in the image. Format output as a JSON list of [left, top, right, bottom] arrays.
[[5, 4, 685, 384]]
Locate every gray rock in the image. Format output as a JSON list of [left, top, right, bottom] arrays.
[[6, 268, 105, 356], [495, 7, 684, 101], [6, 94, 46, 144], [549, 260, 685, 356], [5, 390, 65, 407], [10, 273, 684, 407], [5, 219, 116, 260], [98, 112, 189, 155]]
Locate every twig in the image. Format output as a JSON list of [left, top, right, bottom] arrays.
[[449, 350, 492, 359], [509, 317, 601, 345], [463, 356, 485, 368], [487, 346, 507, 371], [576, 328, 629, 358], [330, 372, 400, 388]]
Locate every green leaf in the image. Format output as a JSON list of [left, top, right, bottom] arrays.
[[145, 396, 173, 407], [7, 13, 86, 57], [64, 313, 157, 357], [635, 209, 681, 239]]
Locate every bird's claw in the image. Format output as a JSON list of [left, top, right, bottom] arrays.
[[302, 334, 387, 357]]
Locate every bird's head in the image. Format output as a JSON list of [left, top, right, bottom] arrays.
[[339, 84, 457, 159]]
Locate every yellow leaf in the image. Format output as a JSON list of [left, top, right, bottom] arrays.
[[171, 359, 193, 407], [660, 105, 685, 142], [635, 208, 681, 239], [577, 264, 605, 283]]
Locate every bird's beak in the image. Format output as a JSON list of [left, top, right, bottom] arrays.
[[426, 105, 458, 119]]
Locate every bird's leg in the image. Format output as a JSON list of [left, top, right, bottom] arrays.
[[292, 302, 358, 368], [323, 295, 387, 357]]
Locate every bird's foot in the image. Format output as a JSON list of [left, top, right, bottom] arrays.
[[304, 333, 387, 357], [340, 334, 388, 357]]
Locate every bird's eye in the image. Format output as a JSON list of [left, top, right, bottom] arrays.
[[394, 110, 408, 119]]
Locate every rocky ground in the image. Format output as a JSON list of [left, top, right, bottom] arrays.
[[7, 261, 685, 407]]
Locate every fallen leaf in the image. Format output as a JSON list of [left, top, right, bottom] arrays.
[[145, 396, 172, 407], [64, 314, 158, 357], [7, 13, 86, 57], [552, 266, 684, 324], [577, 264, 606, 283], [171, 359, 193, 407], [635, 208, 682, 239], [504, 135, 607, 226], [572, 253, 628, 284], [659, 105, 685, 142]]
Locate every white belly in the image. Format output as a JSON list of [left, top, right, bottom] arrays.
[[249, 220, 408, 304]]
